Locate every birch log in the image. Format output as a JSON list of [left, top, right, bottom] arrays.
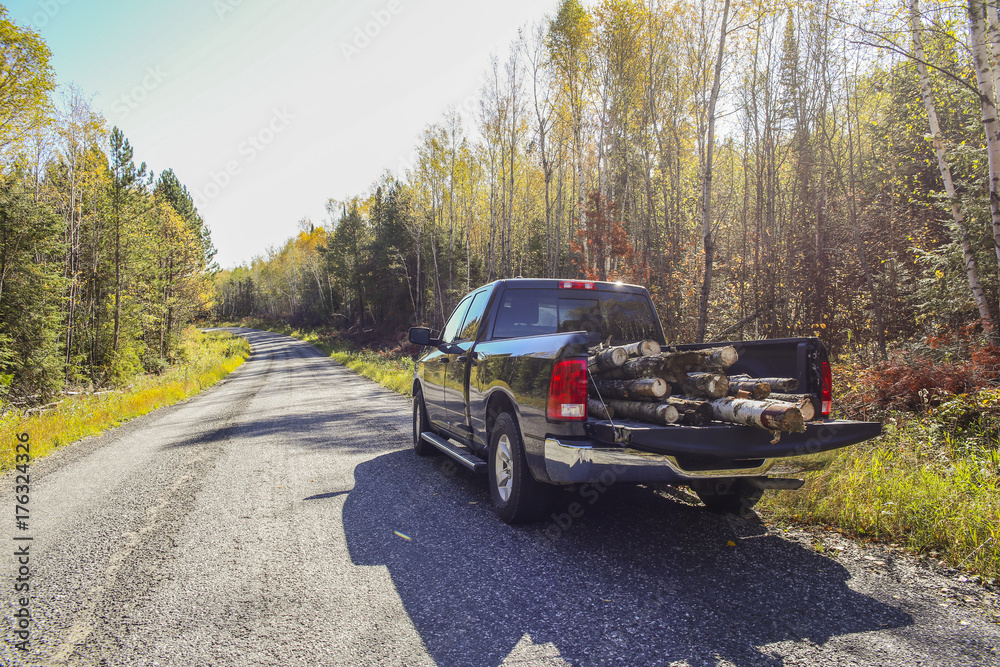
[[606, 400, 680, 425], [588, 347, 627, 373], [728, 380, 771, 400], [765, 393, 817, 421], [619, 340, 661, 358], [708, 397, 806, 433], [692, 345, 739, 369], [591, 356, 681, 382], [665, 397, 714, 426], [588, 399, 615, 420], [675, 372, 729, 399], [591, 378, 669, 401], [729, 375, 799, 392]]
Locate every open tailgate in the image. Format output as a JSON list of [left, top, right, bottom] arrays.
[[585, 419, 882, 459]]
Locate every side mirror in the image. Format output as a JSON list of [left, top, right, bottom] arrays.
[[409, 327, 433, 346]]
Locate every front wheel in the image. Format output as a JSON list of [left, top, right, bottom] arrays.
[[412, 389, 436, 457], [488, 412, 550, 524], [690, 479, 763, 517]]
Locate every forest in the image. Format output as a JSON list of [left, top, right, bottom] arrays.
[[0, 8, 215, 406], [215, 0, 1000, 366]]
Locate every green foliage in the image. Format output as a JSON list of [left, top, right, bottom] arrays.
[[0, 176, 64, 401], [0, 7, 55, 156], [762, 400, 1000, 578], [0, 329, 250, 471], [0, 12, 216, 402]]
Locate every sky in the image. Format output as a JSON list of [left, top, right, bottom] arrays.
[[5, 0, 559, 268]]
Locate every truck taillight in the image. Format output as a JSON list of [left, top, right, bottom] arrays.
[[820, 361, 832, 417], [547, 359, 588, 421], [558, 280, 595, 290]]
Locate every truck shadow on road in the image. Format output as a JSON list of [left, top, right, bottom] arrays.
[[342, 450, 912, 666]]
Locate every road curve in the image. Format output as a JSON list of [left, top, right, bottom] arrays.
[[3, 328, 998, 666]]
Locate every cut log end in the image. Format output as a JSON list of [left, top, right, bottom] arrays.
[[588, 347, 628, 372], [708, 396, 806, 433]]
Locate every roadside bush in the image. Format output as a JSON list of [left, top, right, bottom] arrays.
[[836, 329, 1000, 420]]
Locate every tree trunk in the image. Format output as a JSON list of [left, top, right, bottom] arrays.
[[910, 0, 997, 338], [695, 0, 731, 343], [970, 0, 1000, 295]]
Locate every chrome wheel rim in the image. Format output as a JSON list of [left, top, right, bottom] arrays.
[[494, 434, 513, 502]]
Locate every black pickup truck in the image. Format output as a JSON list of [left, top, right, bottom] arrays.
[[408, 278, 881, 523]]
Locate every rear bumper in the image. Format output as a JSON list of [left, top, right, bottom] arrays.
[[543, 419, 882, 484]]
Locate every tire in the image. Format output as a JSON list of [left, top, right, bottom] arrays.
[[691, 479, 763, 517], [488, 412, 551, 524], [412, 389, 436, 457]]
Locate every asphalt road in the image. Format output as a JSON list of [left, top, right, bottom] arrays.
[[3, 328, 999, 666]]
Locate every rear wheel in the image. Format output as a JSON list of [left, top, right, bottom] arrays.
[[691, 479, 763, 517], [488, 412, 550, 524], [412, 389, 436, 456]]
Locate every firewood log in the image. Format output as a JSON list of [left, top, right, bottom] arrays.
[[692, 345, 739, 369], [605, 400, 680, 425], [618, 339, 661, 358], [707, 396, 806, 433], [665, 396, 714, 426], [765, 393, 817, 421], [729, 374, 799, 392], [674, 372, 729, 399], [591, 378, 669, 401], [590, 355, 682, 382], [588, 398, 615, 420], [728, 380, 771, 400], [588, 347, 628, 372]]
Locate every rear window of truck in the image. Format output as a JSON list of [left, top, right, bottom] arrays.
[[491, 289, 663, 344]]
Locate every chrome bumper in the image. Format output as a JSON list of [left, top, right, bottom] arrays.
[[543, 438, 774, 484]]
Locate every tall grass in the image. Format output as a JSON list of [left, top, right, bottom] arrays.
[[0, 329, 250, 473], [762, 393, 1000, 579]]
